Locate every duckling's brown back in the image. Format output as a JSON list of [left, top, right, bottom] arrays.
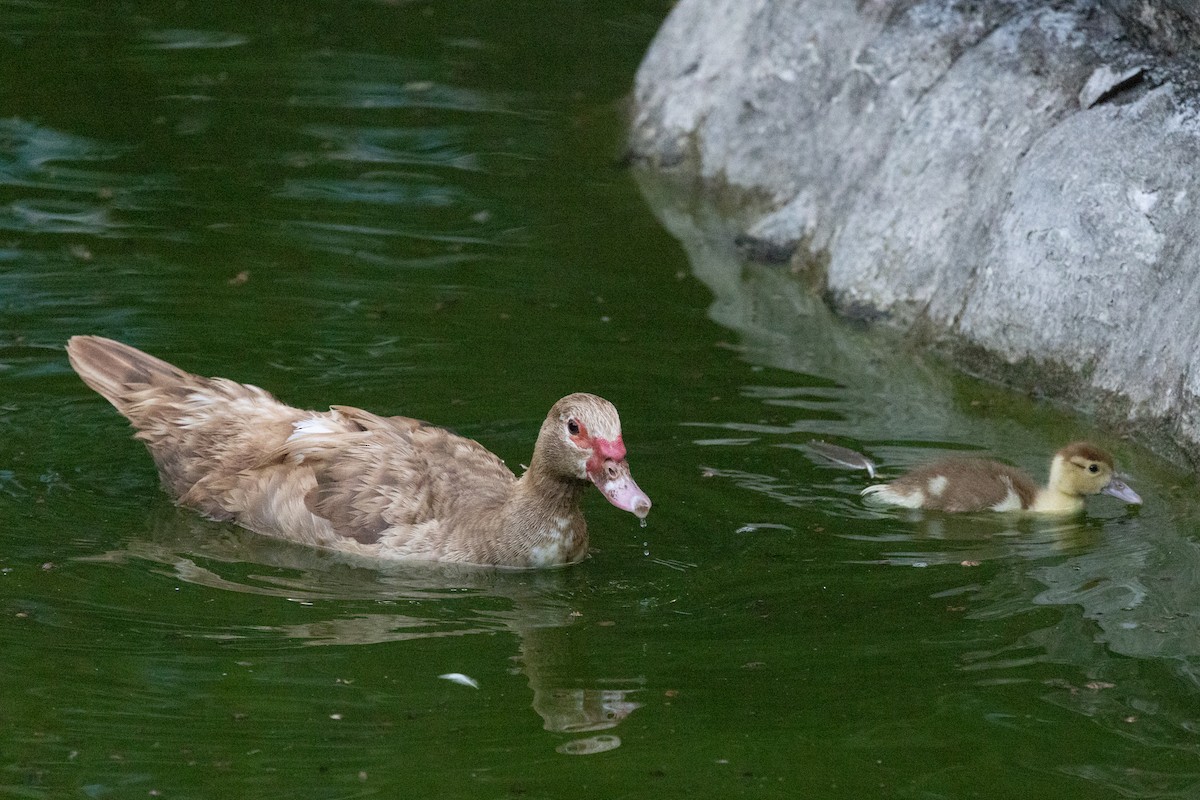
[[884, 458, 1039, 512]]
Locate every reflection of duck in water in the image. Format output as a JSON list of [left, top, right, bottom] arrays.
[[812, 441, 1141, 513], [82, 516, 643, 738], [531, 686, 642, 733], [67, 336, 650, 568]]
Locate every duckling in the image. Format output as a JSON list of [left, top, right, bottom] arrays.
[[858, 442, 1141, 513]]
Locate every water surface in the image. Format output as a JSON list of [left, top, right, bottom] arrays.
[[2, 2, 1199, 798]]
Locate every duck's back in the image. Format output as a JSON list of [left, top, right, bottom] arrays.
[[256, 406, 518, 559], [863, 457, 1039, 512]]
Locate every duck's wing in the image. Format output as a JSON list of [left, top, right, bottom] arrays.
[[268, 407, 518, 555]]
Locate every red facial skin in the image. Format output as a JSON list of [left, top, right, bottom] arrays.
[[569, 419, 627, 475], [568, 418, 650, 518]]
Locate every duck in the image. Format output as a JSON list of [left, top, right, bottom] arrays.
[[66, 336, 651, 568], [857, 441, 1141, 513]]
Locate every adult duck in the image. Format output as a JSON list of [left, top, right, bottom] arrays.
[[858, 441, 1141, 513], [66, 336, 651, 568]]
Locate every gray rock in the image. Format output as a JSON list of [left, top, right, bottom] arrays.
[[1079, 64, 1146, 108], [629, 0, 1200, 465]]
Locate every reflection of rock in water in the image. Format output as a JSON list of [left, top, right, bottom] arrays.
[[1032, 521, 1200, 670], [942, 509, 1200, 762], [80, 509, 645, 737], [634, 170, 1110, 479]]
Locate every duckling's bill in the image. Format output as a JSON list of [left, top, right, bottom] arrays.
[[1102, 476, 1142, 505]]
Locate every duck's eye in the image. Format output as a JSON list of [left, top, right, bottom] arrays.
[[567, 419, 580, 436], [1088, 463, 1099, 473]]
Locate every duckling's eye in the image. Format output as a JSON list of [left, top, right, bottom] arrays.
[[1088, 463, 1099, 473], [567, 419, 580, 436]]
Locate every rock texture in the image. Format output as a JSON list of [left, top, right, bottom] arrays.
[[628, 0, 1200, 465]]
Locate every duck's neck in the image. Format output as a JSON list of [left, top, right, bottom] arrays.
[[1029, 455, 1085, 514], [1030, 485, 1085, 514], [501, 467, 589, 568]]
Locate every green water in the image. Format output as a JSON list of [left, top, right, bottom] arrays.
[[3, 1, 1200, 797]]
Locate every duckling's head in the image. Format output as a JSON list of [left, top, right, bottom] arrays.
[[1049, 442, 1142, 504]]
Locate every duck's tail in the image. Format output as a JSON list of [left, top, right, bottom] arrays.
[[66, 335, 194, 417], [66, 336, 301, 518]]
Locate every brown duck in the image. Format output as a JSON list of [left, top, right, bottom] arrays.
[[67, 336, 651, 568]]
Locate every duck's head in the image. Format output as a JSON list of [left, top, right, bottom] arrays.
[[533, 393, 651, 519], [1049, 442, 1142, 504]]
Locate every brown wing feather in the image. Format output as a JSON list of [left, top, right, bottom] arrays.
[[277, 411, 518, 552]]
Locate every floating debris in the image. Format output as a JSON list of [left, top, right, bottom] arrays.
[[1085, 681, 1116, 691], [735, 522, 794, 535], [438, 672, 479, 689], [806, 440, 877, 478]]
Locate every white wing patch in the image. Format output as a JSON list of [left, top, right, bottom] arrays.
[[989, 477, 1024, 512], [185, 391, 219, 407], [927, 475, 948, 498], [288, 416, 341, 442], [861, 484, 926, 509]]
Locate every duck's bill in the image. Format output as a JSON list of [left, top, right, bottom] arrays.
[[1103, 477, 1142, 505], [591, 459, 652, 519]]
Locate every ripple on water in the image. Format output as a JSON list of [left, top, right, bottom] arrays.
[[0, 119, 175, 241], [284, 54, 516, 116], [5, 198, 113, 235], [276, 177, 463, 208], [298, 124, 484, 171], [141, 29, 250, 50], [59, 516, 585, 651]]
